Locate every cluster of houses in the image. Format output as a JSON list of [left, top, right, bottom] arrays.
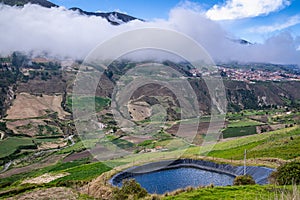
[[188, 65, 300, 83], [217, 66, 300, 82]]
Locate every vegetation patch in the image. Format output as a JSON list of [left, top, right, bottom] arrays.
[[52, 162, 112, 182], [0, 137, 36, 159], [67, 95, 110, 112], [112, 179, 147, 200], [222, 126, 257, 138], [233, 175, 256, 185], [162, 185, 299, 200], [227, 119, 262, 128], [269, 161, 300, 185], [207, 127, 300, 160]]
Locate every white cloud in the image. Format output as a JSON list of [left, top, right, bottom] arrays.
[[0, 4, 299, 65], [206, 0, 290, 20], [249, 14, 300, 33]]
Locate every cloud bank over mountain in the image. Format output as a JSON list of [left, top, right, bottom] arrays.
[[0, 3, 299, 65]]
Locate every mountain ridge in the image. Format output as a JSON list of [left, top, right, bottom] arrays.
[[1, 0, 141, 25], [1, 0, 57, 8], [69, 7, 141, 25]]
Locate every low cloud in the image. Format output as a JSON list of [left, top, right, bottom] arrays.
[[0, 3, 299, 65], [206, 0, 290, 20]]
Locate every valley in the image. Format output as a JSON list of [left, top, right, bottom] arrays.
[[1, 0, 300, 199], [0, 52, 300, 199]]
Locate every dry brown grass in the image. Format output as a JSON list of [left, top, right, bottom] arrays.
[[272, 185, 300, 200], [80, 172, 115, 200]]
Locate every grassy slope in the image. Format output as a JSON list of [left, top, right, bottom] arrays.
[[67, 96, 110, 113], [51, 162, 112, 182], [0, 160, 112, 198], [0, 137, 65, 159], [227, 119, 263, 128], [207, 126, 300, 160], [101, 127, 300, 169], [1, 127, 300, 199], [162, 185, 299, 200], [0, 137, 34, 159], [222, 126, 257, 138]]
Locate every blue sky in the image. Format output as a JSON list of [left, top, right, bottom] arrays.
[[51, 0, 219, 19], [50, 0, 300, 44]]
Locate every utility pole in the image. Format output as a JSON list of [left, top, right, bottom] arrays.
[[244, 149, 247, 175]]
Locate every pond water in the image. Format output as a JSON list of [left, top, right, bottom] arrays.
[[115, 167, 235, 194]]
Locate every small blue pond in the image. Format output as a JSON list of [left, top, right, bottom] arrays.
[[110, 159, 274, 194], [115, 167, 234, 194]]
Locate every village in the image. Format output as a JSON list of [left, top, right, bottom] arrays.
[[189, 65, 300, 83], [2, 54, 300, 83]]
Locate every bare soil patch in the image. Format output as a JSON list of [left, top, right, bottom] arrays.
[[38, 140, 67, 150], [6, 119, 47, 136], [166, 121, 224, 144], [22, 173, 68, 184], [7, 187, 78, 200], [122, 135, 152, 144], [63, 150, 92, 163], [128, 101, 151, 121], [249, 115, 269, 123], [63, 145, 110, 162], [6, 93, 69, 120]]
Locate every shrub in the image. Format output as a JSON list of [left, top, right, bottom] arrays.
[[113, 179, 148, 200], [233, 175, 256, 185], [269, 161, 300, 185]]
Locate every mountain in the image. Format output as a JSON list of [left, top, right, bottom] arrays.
[[69, 7, 141, 25], [230, 38, 253, 45], [236, 39, 252, 45], [1, 0, 141, 25], [1, 0, 57, 8]]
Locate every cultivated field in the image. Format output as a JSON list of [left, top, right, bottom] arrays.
[[6, 93, 69, 120]]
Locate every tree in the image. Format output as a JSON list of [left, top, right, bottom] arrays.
[[233, 175, 256, 186], [269, 161, 300, 185], [113, 179, 148, 200], [12, 51, 27, 68]]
